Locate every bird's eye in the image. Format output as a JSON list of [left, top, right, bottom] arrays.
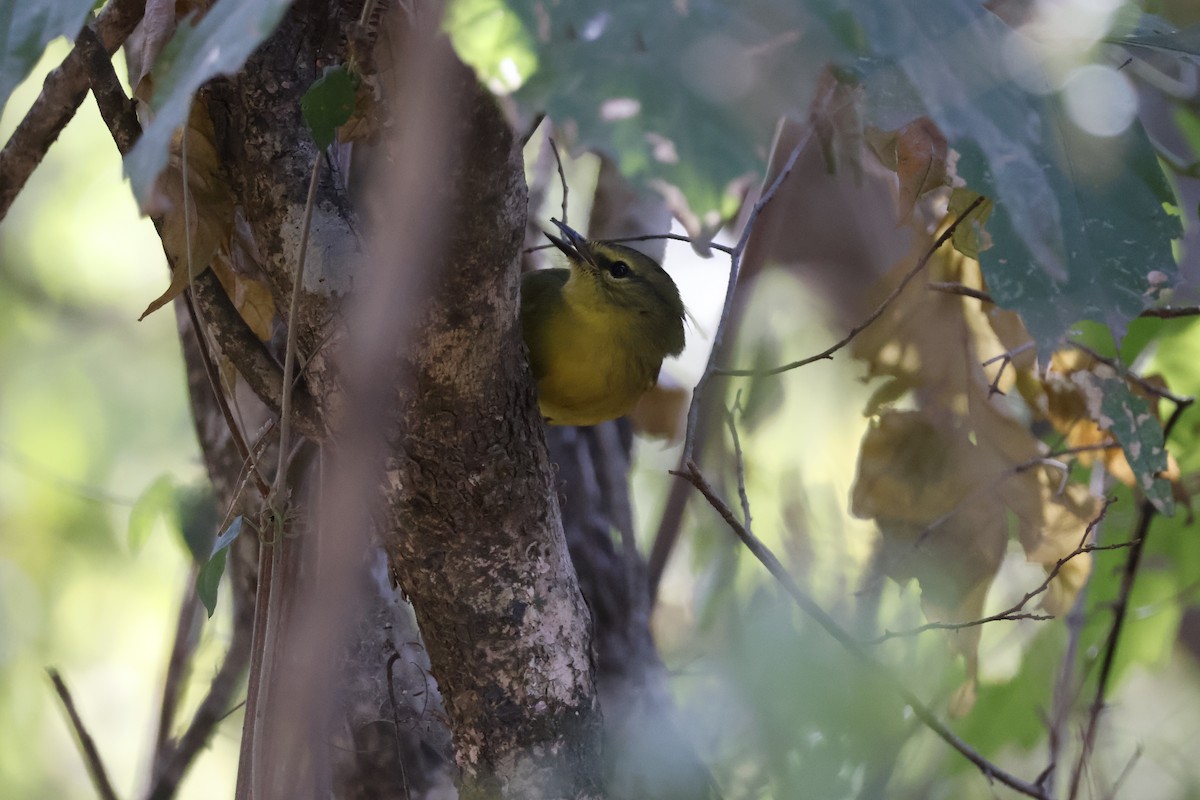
[[609, 261, 631, 279]]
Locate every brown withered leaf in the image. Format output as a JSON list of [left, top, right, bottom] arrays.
[[139, 101, 235, 320], [337, 79, 382, 143], [211, 251, 276, 342], [126, 0, 215, 102], [851, 208, 1103, 707], [893, 117, 950, 223], [867, 117, 952, 224], [629, 374, 689, 441], [947, 188, 993, 259]]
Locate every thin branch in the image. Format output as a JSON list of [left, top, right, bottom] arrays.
[[185, 292, 272, 499], [716, 195, 986, 380], [611, 232, 734, 255], [547, 137, 568, 226], [1067, 399, 1192, 800], [682, 120, 818, 461], [1068, 340, 1193, 406], [234, 519, 275, 800], [928, 282, 1200, 320], [150, 578, 203, 775], [147, 576, 255, 800], [867, 500, 1122, 644], [724, 393, 752, 533], [0, 0, 148, 220], [76, 26, 141, 153], [928, 281, 993, 303], [46, 669, 120, 800], [274, 154, 322, 498], [674, 461, 1049, 799]]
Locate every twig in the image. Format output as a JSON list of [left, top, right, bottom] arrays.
[[611, 232, 734, 255], [46, 669, 120, 800], [525, 232, 734, 256], [274, 154, 322, 497], [1067, 399, 1191, 800], [928, 281, 993, 303], [547, 137, 568, 226], [147, 574, 255, 800], [928, 282, 1200, 320], [235, 519, 275, 800], [75, 27, 141, 154], [682, 122, 817, 461], [237, 153, 322, 800], [1068, 340, 1193, 406], [724, 394, 752, 533], [674, 461, 1049, 799], [867, 500, 1121, 644], [151, 578, 203, 774], [184, 293, 272, 499], [716, 195, 986, 380], [0, 0, 147, 220]]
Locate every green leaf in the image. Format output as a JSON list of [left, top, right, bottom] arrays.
[[0, 0, 96, 112], [176, 483, 218, 562], [1095, 374, 1173, 515], [846, 2, 1181, 349], [126, 474, 180, 552], [196, 515, 244, 617], [495, 0, 825, 223], [124, 0, 294, 204], [300, 65, 357, 149]]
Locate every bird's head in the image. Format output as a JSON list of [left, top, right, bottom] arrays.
[[544, 218, 685, 355]]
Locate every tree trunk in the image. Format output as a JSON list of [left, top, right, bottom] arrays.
[[182, 1, 604, 797]]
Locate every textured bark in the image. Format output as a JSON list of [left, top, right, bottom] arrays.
[[181, 1, 605, 797], [377, 49, 604, 800]]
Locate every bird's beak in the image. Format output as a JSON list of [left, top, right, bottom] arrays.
[[545, 218, 596, 268]]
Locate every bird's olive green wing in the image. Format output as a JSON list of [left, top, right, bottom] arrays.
[[519, 268, 570, 381]]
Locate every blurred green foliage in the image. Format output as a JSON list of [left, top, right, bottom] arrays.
[[0, 43, 235, 799]]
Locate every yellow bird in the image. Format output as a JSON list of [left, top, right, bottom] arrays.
[[521, 219, 686, 426]]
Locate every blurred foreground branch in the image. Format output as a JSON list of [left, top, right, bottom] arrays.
[[674, 459, 1050, 799]]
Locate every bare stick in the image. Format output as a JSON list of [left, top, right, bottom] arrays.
[[235, 521, 274, 800], [867, 501, 1122, 644], [46, 669, 120, 800], [274, 154, 322, 497], [151, 578, 203, 773], [1068, 340, 1192, 406], [147, 573, 254, 800], [682, 123, 816, 461], [674, 461, 1049, 799], [1067, 399, 1192, 800], [715, 195, 986, 380], [0, 0, 147, 220], [724, 394, 752, 532], [547, 137, 569, 226], [928, 282, 1200, 320], [611, 232, 734, 255], [75, 26, 141, 154]]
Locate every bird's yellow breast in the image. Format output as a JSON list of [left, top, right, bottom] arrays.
[[534, 301, 657, 426], [521, 268, 666, 426]]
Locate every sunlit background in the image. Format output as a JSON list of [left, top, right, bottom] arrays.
[[7, 1, 1200, 796], [0, 44, 235, 799]]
